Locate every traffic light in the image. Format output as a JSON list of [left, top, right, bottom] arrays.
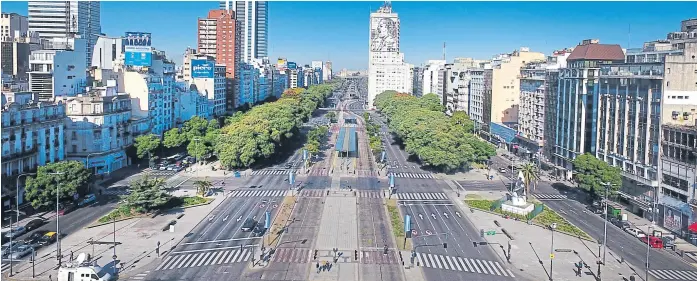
[[355, 250, 358, 260], [383, 245, 388, 255], [443, 243, 448, 249], [480, 229, 485, 238], [314, 250, 318, 260]]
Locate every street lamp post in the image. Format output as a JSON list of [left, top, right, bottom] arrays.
[[549, 223, 557, 281], [646, 225, 653, 281], [600, 181, 613, 264], [192, 137, 202, 178], [16, 173, 36, 225]]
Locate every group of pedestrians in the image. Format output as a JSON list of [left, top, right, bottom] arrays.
[[315, 261, 333, 273]]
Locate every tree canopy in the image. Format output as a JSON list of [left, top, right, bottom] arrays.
[[215, 83, 337, 169], [24, 161, 92, 209], [134, 134, 161, 159], [373, 91, 495, 172], [572, 153, 622, 196], [126, 176, 171, 213]]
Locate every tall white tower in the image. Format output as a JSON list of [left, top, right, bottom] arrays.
[[368, 1, 413, 109]]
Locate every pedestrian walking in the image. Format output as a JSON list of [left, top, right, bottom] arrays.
[[48, 275, 52, 281], [316, 262, 320, 273]]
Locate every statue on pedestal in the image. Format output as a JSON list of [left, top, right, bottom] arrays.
[[509, 171, 527, 206]]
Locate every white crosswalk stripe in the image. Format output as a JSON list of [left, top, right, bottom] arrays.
[[358, 191, 384, 198], [532, 193, 567, 200], [414, 253, 514, 277], [230, 189, 288, 197], [650, 269, 697, 280], [389, 172, 434, 179], [396, 192, 448, 201], [251, 169, 297, 176], [155, 249, 252, 271]]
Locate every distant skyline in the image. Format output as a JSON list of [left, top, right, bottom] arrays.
[[2, 1, 696, 70]]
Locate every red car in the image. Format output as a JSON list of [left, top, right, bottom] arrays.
[[57, 202, 76, 216], [641, 236, 664, 249]]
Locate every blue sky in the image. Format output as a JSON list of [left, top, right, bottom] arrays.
[[2, 1, 695, 70]]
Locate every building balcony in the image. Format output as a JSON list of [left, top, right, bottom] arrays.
[[1, 147, 38, 161]]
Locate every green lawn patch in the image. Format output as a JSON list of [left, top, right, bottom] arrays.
[[533, 208, 593, 240], [465, 199, 495, 210], [464, 194, 483, 200], [98, 205, 141, 223], [97, 196, 211, 224], [464, 198, 593, 241], [386, 199, 412, 250]]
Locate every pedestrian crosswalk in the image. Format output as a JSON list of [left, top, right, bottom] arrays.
[[649, 269, 697, 280], [309, 169, 330, 176], [129, 271, 150, 280], [270, 248, 310, 263], [155, 248, 252, 271], [251, 169, 296, 176], [532, 193, 567, 200], [413, 253, 514, 278], [396, 192, 448, 201], [358, 191, 384, 198], [229, 189, 289, 198], [389, 172, 434, 179], [360, 250, 399, 264]]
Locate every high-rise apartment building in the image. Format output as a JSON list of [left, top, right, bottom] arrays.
[[198, 9, 236, 79], [28, 1, 100, 67], [552, 39, 625, 180], [29, 37, 88, 100], [1, 13, 28, 41], [367, 2, 413, 108], [220, 1, 268, 64]]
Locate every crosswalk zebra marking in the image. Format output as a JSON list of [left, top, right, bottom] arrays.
[[389, 172, 434, 179], [156, 249, 252, 271], [230, 190, 288, 198], [396, 192, 448, 201], [183, 253, 200, 268], [532, 193, 567, 200], [650, 269, 697, 280], [414, 253, 513, 277]]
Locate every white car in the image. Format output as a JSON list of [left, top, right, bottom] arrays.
[[625, 228, 646, 238]]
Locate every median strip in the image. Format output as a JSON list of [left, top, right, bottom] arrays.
[[386, 198, 412, 250]]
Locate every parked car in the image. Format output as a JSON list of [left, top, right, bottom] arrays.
[[1, 241, 24, 258], [158, 165, 167, 171], [78, 194, 97, 207], [641, 236, 664, 249], [4, 226, 26, 239], [662, 236, 676, 250], [498, 168, 507, 173], [625, 228, 646, 238], [8, 244, 34, 259], [38, 232, 58, 246], [24, 218, 46, 231], [612, 220, 631, 230], [23, 230, 49, 247], [58, 202, 76, 216]]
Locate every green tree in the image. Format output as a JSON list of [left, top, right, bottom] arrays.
[[25, 161, 92, 209], [519, 163, 539, 200], [163, 128, 186, 148], [573, 153, 622, 197], [126, 176, 171, 213], [182, 116, 209, 140], [450, 111, 474, 133], [193, 179, 213, 196], [326, 111, 337, 123], [188, 139, 212, 162], [135, 134, 161, 159], [363, 112, 370, 121]]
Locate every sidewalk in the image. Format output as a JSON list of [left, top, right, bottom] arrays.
[[622, 208, 697, 264], [5, 192, 226, 281], [462, 200, 641, 281]]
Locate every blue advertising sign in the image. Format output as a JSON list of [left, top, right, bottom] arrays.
[[380, 151, 386, 162], [404, 215, 411, 233], [303, 149, 308, 161], [289, 172, 295, 185], [264, 211, 271, 229], [191, 59, 215, 78], [124, 32, 152, 67], [389, 173, 395, 188], [287, 62, 297, 69]]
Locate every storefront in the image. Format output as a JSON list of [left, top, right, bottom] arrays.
[[489, 122, 517, 151], [658, 197, 697, 245]]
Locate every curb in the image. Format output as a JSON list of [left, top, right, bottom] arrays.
[[84, 198, 215, 229]]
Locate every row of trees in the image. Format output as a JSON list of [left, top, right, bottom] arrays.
[[215, 83, 336, 168], [362, 112, 384, 155], [133, 116, 221, 164], [572, 153, 622, 197], [373, 91, 496, 172], [305, 125, 329, 155]]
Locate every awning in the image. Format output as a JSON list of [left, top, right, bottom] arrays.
[[689, 222, 697, 233]]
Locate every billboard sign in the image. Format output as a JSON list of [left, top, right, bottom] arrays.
[[287, 62, 297, 69], [191, 59, 215, 78], [124, 32, 152, 67], [664, 207, 683, 232]]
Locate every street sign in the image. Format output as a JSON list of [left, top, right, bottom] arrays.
[[549, 254, 555, 259], [264, 211, 271, 229], [273, 204, 278, 209], [404, 215, 411, 233]]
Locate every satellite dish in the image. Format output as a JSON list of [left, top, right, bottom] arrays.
[[76, 252, 89, 264]]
